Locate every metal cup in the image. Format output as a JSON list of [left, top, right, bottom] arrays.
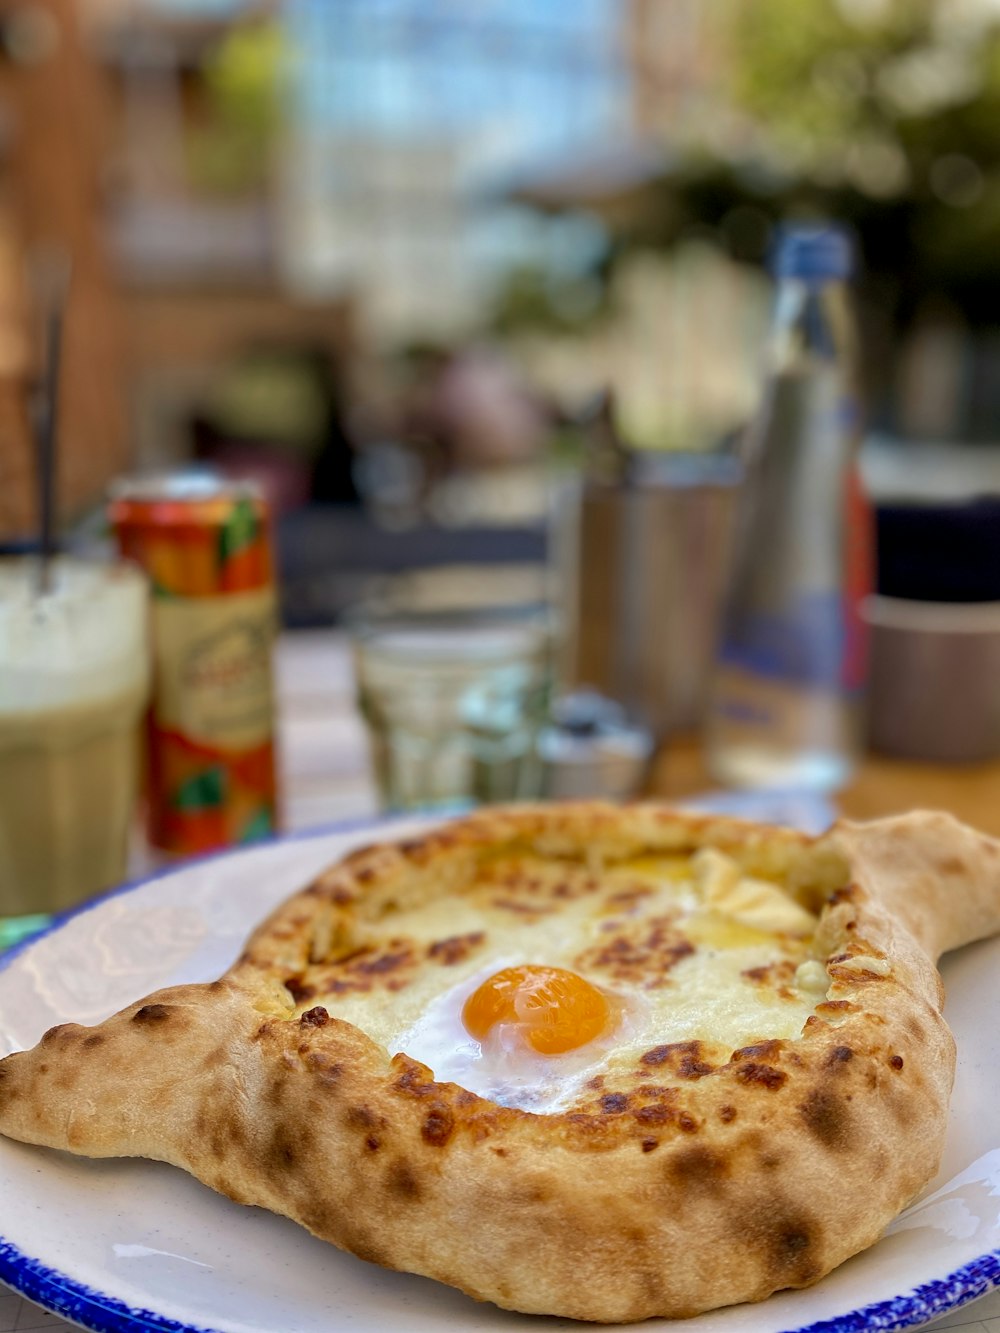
[[554, 455, 739, 737]]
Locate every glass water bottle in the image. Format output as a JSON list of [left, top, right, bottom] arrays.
[[705, 224, 872, 792]]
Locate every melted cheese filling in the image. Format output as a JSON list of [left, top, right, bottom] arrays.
[[292, 847, 840, 1112]]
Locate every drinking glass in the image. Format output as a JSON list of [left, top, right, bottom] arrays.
[[350, 606, 553, 812], [0, 557, 150, 920]]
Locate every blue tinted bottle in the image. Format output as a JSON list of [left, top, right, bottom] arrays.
[[706, 223, 871, 792]]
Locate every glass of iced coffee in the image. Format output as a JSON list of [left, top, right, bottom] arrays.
[[0, 558, 150, 919]]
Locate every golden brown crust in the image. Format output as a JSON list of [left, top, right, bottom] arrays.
[[1, 803, 998, 1322]]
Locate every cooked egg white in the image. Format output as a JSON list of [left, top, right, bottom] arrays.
[[392, 958, 649, 1112]]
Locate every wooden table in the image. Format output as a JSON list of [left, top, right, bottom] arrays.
[[649, 738, 1000, 835]]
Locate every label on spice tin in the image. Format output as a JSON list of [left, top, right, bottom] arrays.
[[152, 588, 277, 752]]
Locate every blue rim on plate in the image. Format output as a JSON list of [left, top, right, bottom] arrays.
[[0, 814, 998, 1333]]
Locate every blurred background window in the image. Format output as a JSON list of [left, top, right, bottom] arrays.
[[280, 0, 630, 339]]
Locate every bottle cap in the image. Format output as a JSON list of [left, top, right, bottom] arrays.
[[771, 224, 853, 282]]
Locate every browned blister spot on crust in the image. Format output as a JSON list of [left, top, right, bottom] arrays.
[[344, 1104, 380, 1132], [601, 885, 655, 918], [638, 1041, 715, 1079], [816, 1000, 857, 1018], [576, 915, 693, 988], [358, 948, 414, 976], [667, 1144, 729, 1191], [640, 1046, 675, 1067], [387, 1159, 422, 1200], [81, 1034, 105, 1050], [599, 1093, 630, 1114], [824, 1045, 854, 1068], [396, 837, 430, 858], [768, 1209, 823, 1284], [339, 841, 381, 868], [304, 1051, 343, 1087], [675, 1051, 715, 1080], [267, 1122, 302, 1172], [308, 941, 419, 998], [719, 1104, 737, 1123], [205, 1118, 241, 1162], [300, 1006, 329, 1027], [830, 884, 860, 906], [889, 1054, 904, 1070], [729, 1042, 787, 1090], [513, 1179, 552, 1207], [392, 1054, 435, 1094], [735, 1063, 787, 1090], [799, 1088, 853, 1151], [884, 1082, 916, 1127], [427, 932, 485, 966], [421, 1104, 455, 1147], [309, 1206, 388, 1270], [733, 1040, 784, 1063], [828, 962, 889, 984], [633, 1104, 674, 1127], [264, 1066, 291, 1108], [286, 977, 316, 1004], [132, 1003, 173, 1025], [474, 856, 601, 915]]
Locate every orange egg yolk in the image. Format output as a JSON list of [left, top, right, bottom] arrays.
[[461, 965, 612, 1055]]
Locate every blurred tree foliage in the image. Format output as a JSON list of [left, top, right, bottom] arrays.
[[186, 18, 287, 196], [491, 263, 616, 338], [728, 0, 1000, 318], [493, 0, 1000, 337]]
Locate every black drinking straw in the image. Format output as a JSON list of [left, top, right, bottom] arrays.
[[30, 247, 71, 596]]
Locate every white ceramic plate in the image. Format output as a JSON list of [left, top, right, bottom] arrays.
[[0, 815, 999, 1333]]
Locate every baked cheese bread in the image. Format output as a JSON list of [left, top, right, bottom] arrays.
[[1, 803, 999, 1323]]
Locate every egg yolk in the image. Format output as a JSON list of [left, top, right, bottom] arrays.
[[462, 965, 612, 1055]]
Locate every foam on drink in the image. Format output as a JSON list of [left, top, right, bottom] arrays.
[[0, 558, 149, 914]]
